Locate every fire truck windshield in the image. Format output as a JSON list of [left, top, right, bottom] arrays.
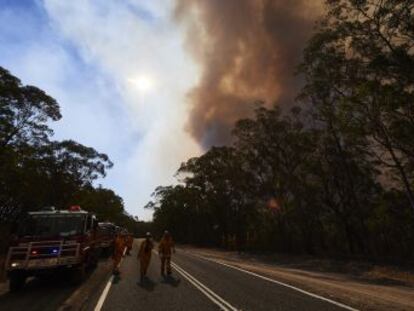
[[19, 214, 85, 238]]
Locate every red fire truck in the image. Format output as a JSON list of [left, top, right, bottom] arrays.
[[5, 206, 100, 291], [96, 222, 117, 255]]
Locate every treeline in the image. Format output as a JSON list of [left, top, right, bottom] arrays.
[[148, 0, 414, 260], [0, 66, 136, 253]]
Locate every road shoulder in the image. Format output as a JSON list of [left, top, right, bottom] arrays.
[[181, 246, 414, 311], [58, 259, 113, 311]]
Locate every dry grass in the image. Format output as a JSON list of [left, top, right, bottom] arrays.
[[182, 246, 414, 311], [363, 266, 414, 287], [203, 249, 414, 288]]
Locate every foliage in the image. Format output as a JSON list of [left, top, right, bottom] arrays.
[[0, 67, 135, 254], [148, 0, 414, 260]]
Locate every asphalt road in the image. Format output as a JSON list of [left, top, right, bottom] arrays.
[[0, 268, 82, 311], [0, 253, 112, 311], [0, 240, 357, 311], [0, 278, 76, 311], [96, 240, 355, 311]]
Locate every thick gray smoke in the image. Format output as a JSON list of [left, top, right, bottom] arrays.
[[175, 0, 322, 148]]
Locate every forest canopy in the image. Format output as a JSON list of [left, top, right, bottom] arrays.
[[148, 0, 414, 260], [0, 66, 137, 242]]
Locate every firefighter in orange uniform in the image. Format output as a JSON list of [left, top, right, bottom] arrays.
[[158, 231, 175, 276], [138, 232, 153, 281], [112, 233, 125, 274], [126, 234, 134, 256]]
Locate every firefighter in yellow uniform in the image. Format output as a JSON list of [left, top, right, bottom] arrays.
[[112, 233, 125, 274], [126, 234, 134, 256], [158, 231, 175, 276], [138, 232, 153, 281]]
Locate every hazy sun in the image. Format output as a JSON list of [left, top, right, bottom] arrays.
[[127, 75, 155, 93]]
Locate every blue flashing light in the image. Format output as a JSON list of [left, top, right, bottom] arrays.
[[51, 249, 59, 254]]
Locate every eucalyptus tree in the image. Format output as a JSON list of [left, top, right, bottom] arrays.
[[300, 0, 414, 211]]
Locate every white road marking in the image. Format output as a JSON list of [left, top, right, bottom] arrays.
[[195, 255, 359, 311], [94, 275, 114, 311], [154, 250, 238, 311], [172, 262, 239, 311], [94, 247, 127, 311]]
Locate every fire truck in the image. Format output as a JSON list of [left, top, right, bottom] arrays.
[[96, 222, 117, 255], [5, 206, 100, 292]]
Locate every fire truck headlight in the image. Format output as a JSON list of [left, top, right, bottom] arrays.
[[11, 262, 19, 268]]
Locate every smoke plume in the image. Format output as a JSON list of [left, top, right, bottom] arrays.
[[175, 0, 322, 148]]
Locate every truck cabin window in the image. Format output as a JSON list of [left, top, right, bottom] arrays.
[[18, 214, 85, 238]]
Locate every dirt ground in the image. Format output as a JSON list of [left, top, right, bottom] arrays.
[[180, 246, 414, 311]]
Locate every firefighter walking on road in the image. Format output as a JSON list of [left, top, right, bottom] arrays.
[[158, 230, 175, 277], [126, 233, 134, 256], [138, 232, 153, 281], [112, 232, 126, 275]]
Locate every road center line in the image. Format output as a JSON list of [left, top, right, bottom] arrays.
[[153, 250, 238, 311], [193, 254, 358, 311], [172, 262, 238, 311]]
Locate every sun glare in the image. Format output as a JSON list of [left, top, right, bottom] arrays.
[[127, 75, 155, 93]]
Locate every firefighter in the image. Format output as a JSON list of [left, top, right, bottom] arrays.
[[158, 230, 175, 277], [138, 232, 153, 281], [126, 233, 134, 256], [112, 232, 126, 275]]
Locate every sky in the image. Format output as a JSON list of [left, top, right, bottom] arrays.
[[0, 0, 321, 220], [0, 0, 202, 220]]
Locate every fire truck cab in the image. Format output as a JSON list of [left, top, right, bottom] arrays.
[[5, 206, 99, 291]]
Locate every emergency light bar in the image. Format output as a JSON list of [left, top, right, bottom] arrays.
[[69, 205, 81, 212]]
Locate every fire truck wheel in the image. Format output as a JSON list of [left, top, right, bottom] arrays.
[[70, 264, 86, 285], [9, 271, 26, 292]]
